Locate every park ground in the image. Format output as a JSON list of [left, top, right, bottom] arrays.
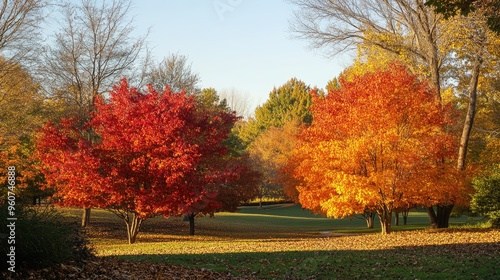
[[9, 204, 500, 279]]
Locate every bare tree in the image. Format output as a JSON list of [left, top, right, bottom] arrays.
[[145, 53, 201, 95], [0, 0, 46, 72], [289, 0, 491, 228], [290, 0, 446, 99], [43, 0, 148, 120], [219, 87, 253, 118], [42, 0, 148, 227]]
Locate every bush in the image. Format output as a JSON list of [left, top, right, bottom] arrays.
[[471, 170, 500, 228], [1, 202, 94, 271]]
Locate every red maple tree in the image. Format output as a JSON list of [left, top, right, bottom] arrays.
[[37, 79, 243, 243]]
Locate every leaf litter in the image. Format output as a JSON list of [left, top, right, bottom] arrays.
[[3, 228, 498, 279]]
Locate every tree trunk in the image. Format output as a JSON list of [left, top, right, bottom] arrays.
[[402, 210, 409, 225], [436, 204, 454, 228], [125, 213, 143, 244], [457, 52, 482, 171], [81, 121, 96, 228], [81, 208, 91, 227], [427, 47, 482, 230], [428, 49, 441, 102], [363, 212, 375, 228], [366, 216, 373, 228], [427, 206, 438, 228], [394, 212, 399, 226], [428, 205, 454, 228], [378, 208, 392, 235], [188, 213, 196, 236]]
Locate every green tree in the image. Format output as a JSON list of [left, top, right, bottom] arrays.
[[238, 78, 313, 147], [235, 118, 261, 148], [196, 88, 228, 111], [471, 169, 500, 227], [254, 78, 312, 130]]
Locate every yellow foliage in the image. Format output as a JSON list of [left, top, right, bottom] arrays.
[[287, 63, 471, 229]]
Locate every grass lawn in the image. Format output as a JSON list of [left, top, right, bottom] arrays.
[[59, 204, 499, 279]]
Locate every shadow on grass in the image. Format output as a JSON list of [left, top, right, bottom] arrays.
[[111, 242, 499, 280]]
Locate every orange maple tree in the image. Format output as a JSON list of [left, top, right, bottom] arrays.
[[36, 79, 241, 243], [288, 63, 469, 234]]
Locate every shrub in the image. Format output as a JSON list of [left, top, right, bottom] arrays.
[[471, 171, 500, 228], [1, 202, 94, 271]]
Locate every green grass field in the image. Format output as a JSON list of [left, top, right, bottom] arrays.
[[59, 204, 499, 279]]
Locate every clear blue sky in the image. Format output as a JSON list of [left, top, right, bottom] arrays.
[[132, 0, 353, 112]]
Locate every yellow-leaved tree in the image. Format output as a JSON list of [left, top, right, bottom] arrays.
[[287, 63, 471, 234]]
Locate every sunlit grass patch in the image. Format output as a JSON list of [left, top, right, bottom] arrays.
[[106, 230, 500, 279], [56, 204, 499, 279]]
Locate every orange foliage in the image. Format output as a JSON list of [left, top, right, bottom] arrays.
[[249, 120, 302, 201], [287, 63, 470, 234]]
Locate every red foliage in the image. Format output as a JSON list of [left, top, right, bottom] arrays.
[[36, 79, 240, 220], [35, 118, 107, 208], [216, 155, 261, 212]]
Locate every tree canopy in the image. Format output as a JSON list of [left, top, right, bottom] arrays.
[[238, 78, 313, 147], [287, 63, 470, 234], [254, 78, 312, 130], [36, 79, 245, 243], [145, 53, 201, 95]]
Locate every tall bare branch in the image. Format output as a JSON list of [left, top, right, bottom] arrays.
[[289, 0, 445, 98], [42, 0, 148, 120], [0, 0, 45, 60], [145, 53, 201, 95]]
